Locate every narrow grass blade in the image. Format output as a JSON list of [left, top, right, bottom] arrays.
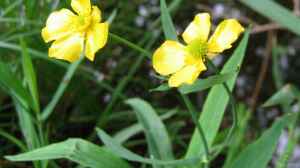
[[0, 128, 27, 152], [5, 138, 132, 168], [14, 100, 42, 168], [113, 108, 177, 144], [151, 72, 236, 93], [41, 55, 84, 121], [263, 84, 296, 107], [184, 30, 250, 162], [14, 100, 40, 150], [229, 113, 294, 168], [0, 61, 33, 111], [97, 128, 203, 166], [240, 0, 300, 36], [223, 104, 251, 168], [125, 98, 174, 162], [180, 72, 236, 94], [160, 0, 178, 40], [20, 38, 40, 114]]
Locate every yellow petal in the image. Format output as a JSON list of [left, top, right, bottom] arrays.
[[71, 0, 91, 15], [207, 19, 244, 56], [182, 13, 211, 44], [91, 6, 102, 23], [41, 9, 78, 43], [49, 33, 84, 62], [85, 22, 109, 61], [153, 41, 188, 76], [168, 61, 207, 87]]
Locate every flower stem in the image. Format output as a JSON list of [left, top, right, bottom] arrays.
[[41, 55, 84, 121], [109, 32, 152, 59], [206, 59, 238, 159], [179, 91, 210, 168]]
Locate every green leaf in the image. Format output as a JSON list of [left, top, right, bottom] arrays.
[[151, 72, 236, 93], [14, 101, 40, 150], [0, 128, 27, 152], [179, 72, 237, 94], [5, 138, 131, 168], [14, 100, 43, 168], [20, 38, 40, 113], [97, 128, 203, 166], [125, 98, 174, 162], [228, 113, 294, 168], [150, 83, 170, 92], [113, 108, 178, 144], [240, 0, 300, 36], [0, 61, 33, 111], [160, 0, 178, 40], [41, 56, 84, 121], [223, 104, 251, 168], [263, 84, 296, 107], [184, 30, 250, 162]]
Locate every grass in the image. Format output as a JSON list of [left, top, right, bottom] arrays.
[[0, 0, 300, 168]]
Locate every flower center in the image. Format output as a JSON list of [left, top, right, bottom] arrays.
[[77, 14, 92, 32], [187, 39, 208, 60]]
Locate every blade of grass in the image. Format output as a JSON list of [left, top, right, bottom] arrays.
[[97, 128, 204, 167], [113, 108, 177, 144], [0, 128, 27, 152], [229, 113, 295, 168], [223, 104, 251, 168], [5, 138, 132, 168], [0, 0, 23, 17], [240, 0, 300, 36], [41, 55, 84, 121], [125, 98, 174, 162], [109, 33, 152, 59], [0, 60, 33, 111], [160, 0, 178, 40], [184, 30, 250, 165], [14, 99, 42, 168], [0, 41, 124, 99], [150, 72, 237, 93], [92, 33, 157, 133], [20, 38, 40, 114], [179, 93, 209, 168]]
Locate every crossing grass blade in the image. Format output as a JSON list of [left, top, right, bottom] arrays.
[[160, 0, 178, 40], [113, 108, 178, 144], [125, 98, 174, 163], [97, 128, 203, 167], [20, 38, 40, 114], [228, 113, 294, 168], [263, 84, 296, 107], [150, 72, 236, 93], [184, 30, 250, 165], [0, 60, 33, 111], [5, 138, 132, 168], [240, 0, 300, 36]]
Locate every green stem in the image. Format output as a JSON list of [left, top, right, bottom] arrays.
[[206, 59, 238, 158], [180, 92, 209, 168], [41, 55, 84, 121], [109, 32, 152, 59]]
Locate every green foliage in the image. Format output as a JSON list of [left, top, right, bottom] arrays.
[[240, 0, 300, 36], [6, 138, 132, 168], [125, 98, 174, 165], [185, 30, 250, 161], [1, 0, 300, 168], [228, 113, 294, 168]]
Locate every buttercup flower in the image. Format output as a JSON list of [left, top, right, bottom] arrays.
[[42, 0, 109, 62], [153, 13, 244, 87]]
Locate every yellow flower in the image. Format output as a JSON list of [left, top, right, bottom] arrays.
[[41, 0, 109, 62], [153, 13, 244, 87]]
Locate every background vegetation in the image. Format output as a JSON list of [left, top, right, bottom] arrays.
[[0, 0, 300, 168]]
